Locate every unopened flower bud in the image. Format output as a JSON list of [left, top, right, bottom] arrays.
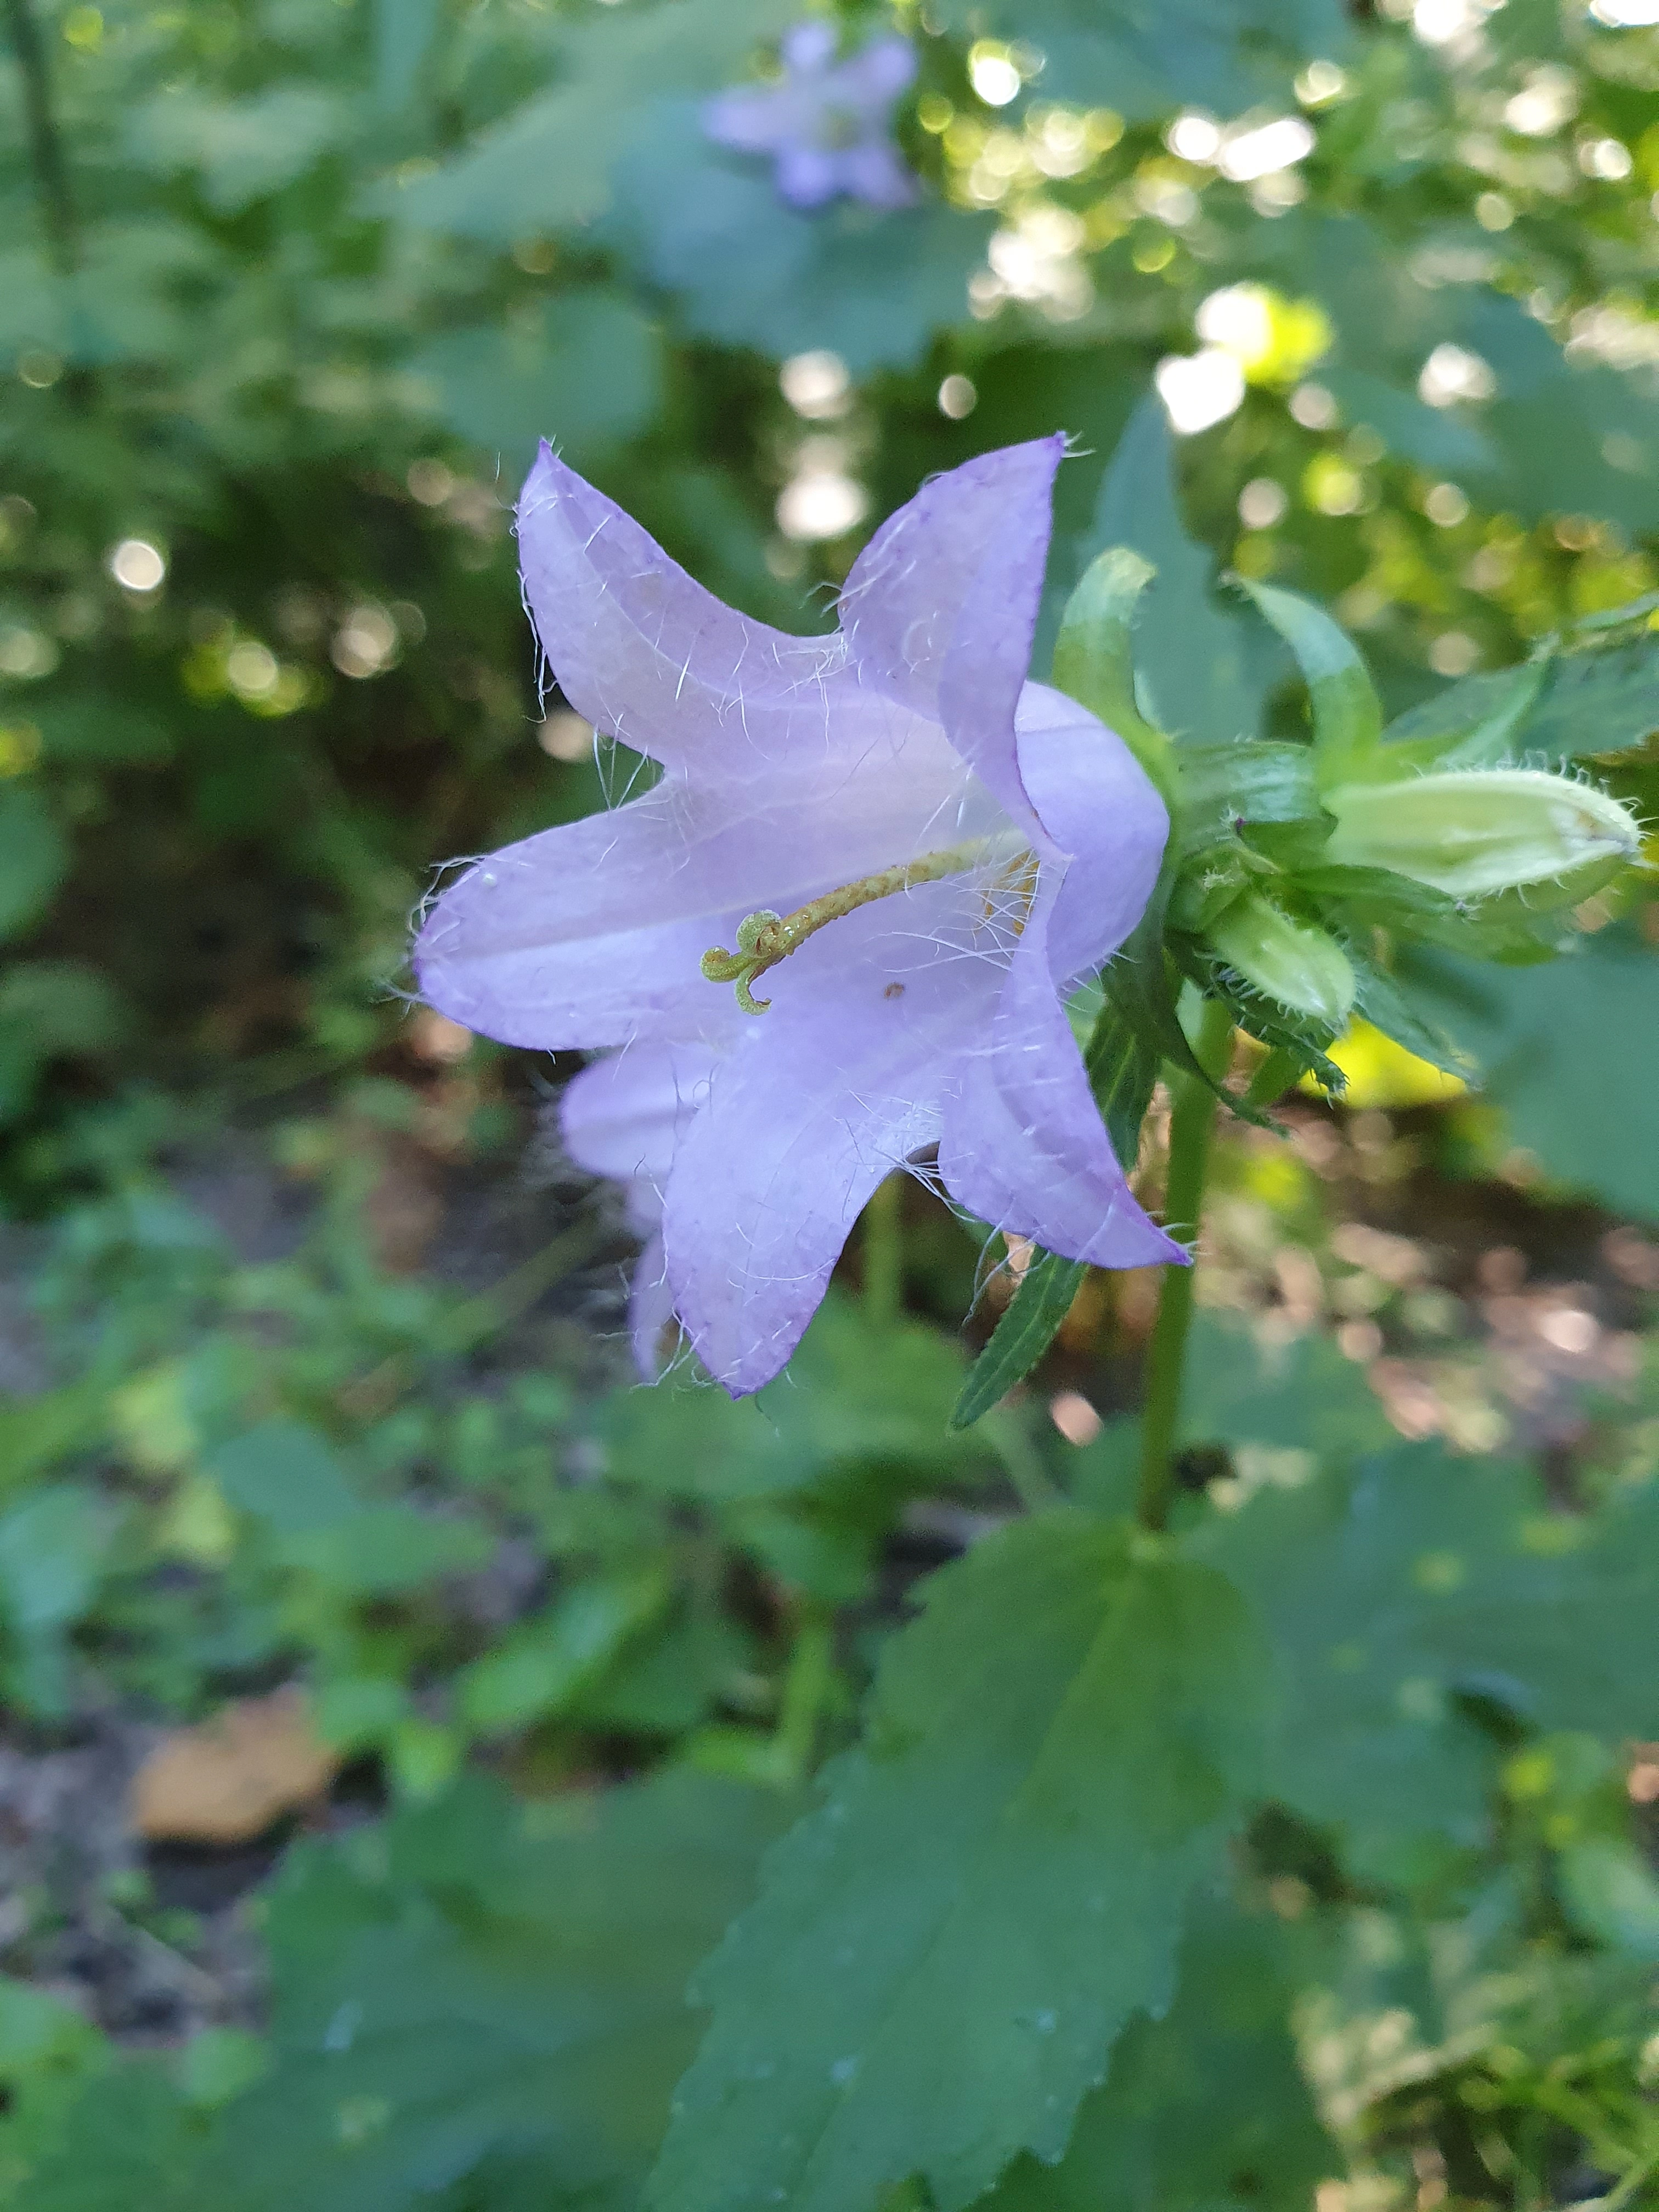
[[1207, 891, 1356, 1028], [1322, 769, 1641, 901]]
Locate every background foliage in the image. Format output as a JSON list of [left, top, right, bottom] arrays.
[[2, 0, 1659, 2206]]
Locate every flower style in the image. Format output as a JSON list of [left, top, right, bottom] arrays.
[[414, 436, 1184, 1397], [703, 20, 919, 212]]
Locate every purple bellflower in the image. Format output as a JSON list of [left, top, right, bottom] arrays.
[[703, 19, 919, 212], [415, 436, 1185, 1398]]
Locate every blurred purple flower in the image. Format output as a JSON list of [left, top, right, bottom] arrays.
[[415, 436, 1181, 1397], [704, 20, 919, 211]]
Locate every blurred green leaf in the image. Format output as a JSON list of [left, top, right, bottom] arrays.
[[1413, 925, 1659, 1220], [0, 786, 66, 945], [410, 291, 662, 476], [215, 1769, 788, 2212], [609, 106, 990, 374], [1193, 1429, 1659, 1882], [380, 0, 796, 241]]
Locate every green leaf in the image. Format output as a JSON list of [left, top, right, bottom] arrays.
[[1377, 661, 1549, 774], [0, 784, 66, 944], [608, 104, 990, 374], [1192, 1431, 1659, 1882], [125, 88, 347, 215], [456, 1567, 670, 1734], [978, 1895, 1336, 2212], [927, 0, 1348, 115], [373, 0, 442, 112], [1232, 578, 1383, 785], [602, 1291, 979, 1504], [1409, 925, 1659, 1219], [409, 290, 661, 476], [379, 0, 796, 241], [951, 1254, 1087, 1431], [1077, 397, 1274, 748], [649, 1517, 1271, 2212]]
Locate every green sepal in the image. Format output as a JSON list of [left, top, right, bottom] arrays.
[[951, 1255, 1087, 1431], [1175, 740, 1323, 857], [1232, 576, 1384, 787], [1052, 548, 1177, 803]]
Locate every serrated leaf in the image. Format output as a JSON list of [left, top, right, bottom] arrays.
[[1233, 579, 1383, 785], [979, 1895, 1336, 2212], [649, 1518, 1271, 2212], [1192, 1430, 1659, 1881], [212, 1770, 788, 2212]]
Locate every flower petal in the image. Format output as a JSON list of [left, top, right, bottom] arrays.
[[662, 882, 997, 1395], [704, 87, 792, 153], [627, 1229, 679, 1381], [838, 34, 918, 104], [415, 689, 974, 1049], [517, 447, 848, 776], [838, 438, 1064, 833], [561, 1036, 718, 1194], [939, 881, 1186, 1271], [1014, 681, 1170, 983]]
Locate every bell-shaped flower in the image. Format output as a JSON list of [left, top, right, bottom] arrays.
[[415, 436, 1183, 1397], [704, 20, 919, 211]]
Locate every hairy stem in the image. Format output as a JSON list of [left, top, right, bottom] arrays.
[[1135, 997, 1234, 1532], [5, 0, 77, 274], [861, 1173, 904, 1329]]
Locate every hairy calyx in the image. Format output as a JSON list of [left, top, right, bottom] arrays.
[[701, 837, 1023, 1014]]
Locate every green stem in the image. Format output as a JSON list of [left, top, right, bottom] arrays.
[[862, 1173, 904, 1329], [5, 0, 77, 275], [775, 1607, 834, 1780], [1135, 998, 1234, 1532]]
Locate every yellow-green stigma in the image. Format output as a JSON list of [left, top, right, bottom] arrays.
[[701, 839, 1000, 1015]]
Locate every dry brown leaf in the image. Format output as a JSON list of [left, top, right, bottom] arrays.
[[129, 1687, 338, 1844]]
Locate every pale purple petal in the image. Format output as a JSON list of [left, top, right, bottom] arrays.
[[662, 881, 999, 1395], [416, 689, 981, 1051], [840, 440, 1065, 837], [1014, 681, 1170, 982], [838, 33, 918, 103], [561, 1036, 718, 1193], [703, 86, 794, 153], [628, 1229, 679, 1379], [939, 882, 1186, 1270], [517, 446, 848, 776], [781, 18, 837, 72], [775, 142, 842, 208]]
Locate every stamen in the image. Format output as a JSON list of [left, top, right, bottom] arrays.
[[701, 838, 1015, 1014]]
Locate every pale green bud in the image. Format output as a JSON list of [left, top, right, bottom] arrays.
[[1207, 891, 1357, 1028], [1322, 768, 1642, 901]]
